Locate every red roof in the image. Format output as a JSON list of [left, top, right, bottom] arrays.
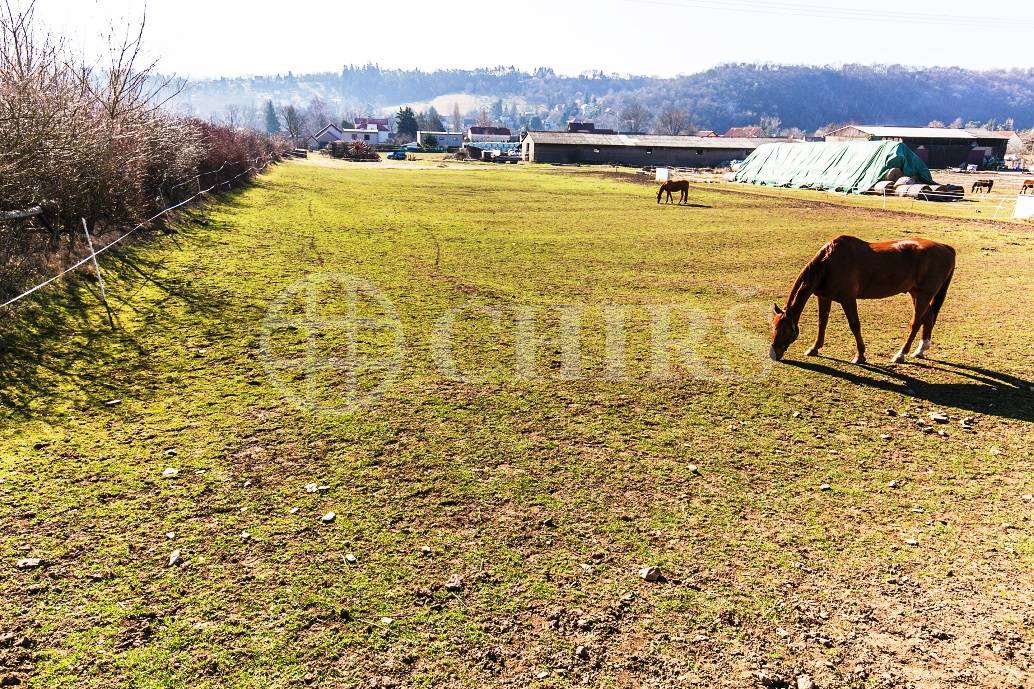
[[355, 117, 391, 132], [722, 126, 764, 138]]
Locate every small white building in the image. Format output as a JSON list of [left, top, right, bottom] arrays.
[[337, 127, 381, 144], [416, 131, 464, 149]]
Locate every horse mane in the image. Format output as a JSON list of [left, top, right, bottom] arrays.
[[786, 241, 833, 312]]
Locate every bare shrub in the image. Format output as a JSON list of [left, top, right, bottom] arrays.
[[0, 1, 288, 304]]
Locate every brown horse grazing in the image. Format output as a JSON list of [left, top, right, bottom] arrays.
[[971, 179, 994, 194], [770, 235, 955, 365], [1021, 179, 1034, 194], [657, 179, 690, 204]]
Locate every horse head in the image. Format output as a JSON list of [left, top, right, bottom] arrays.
[[657, 182, 667, 203], [769, 304, 799, 361]]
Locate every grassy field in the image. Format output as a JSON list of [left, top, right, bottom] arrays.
[[1, 158, 1032, 689]]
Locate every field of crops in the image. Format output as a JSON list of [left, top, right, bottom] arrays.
[[2, 158, 1032, 688]]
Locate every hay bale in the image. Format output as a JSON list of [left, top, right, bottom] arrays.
[[873, 180, 895, 194], [882, 167, 903, 182], [893, 176, 914, 188]]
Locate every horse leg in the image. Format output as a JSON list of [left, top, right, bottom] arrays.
[[893, 291, 934, 363], [681, 188, 688, 205], [913, 269, 953, 358], [805, 297, 831, 356], [841, 299, 866, 364]]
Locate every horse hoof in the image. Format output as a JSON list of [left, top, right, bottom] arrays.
[[805, 347, 820, 356], [890, 352, 905, 364], [852, 355, 866, 365]]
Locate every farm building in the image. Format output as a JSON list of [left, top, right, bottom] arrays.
[[309, 124, 344, 149], [723, 126, 764, 138], [467, 126, 512, 142], [521, 131, 783, 167], [733, 140, 934, 193], [823, 125, 1012, 168], [416, 131, 463, 149]]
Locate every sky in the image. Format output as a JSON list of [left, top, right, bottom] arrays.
[[29, 0, 1034, 79]]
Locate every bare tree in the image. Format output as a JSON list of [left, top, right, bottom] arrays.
[[656, 106, 690, 135], [451, 102, 462, 132], [620, 100, 653, 133], [278, 104, 305, 144], [758, 116, 782, 136], [475, 108, 492, 127]]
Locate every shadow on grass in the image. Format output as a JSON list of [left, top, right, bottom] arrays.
[[786, 356, 1034, 422], [0, 202, 246, 418]]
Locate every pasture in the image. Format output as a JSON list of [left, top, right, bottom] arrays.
[[1, 159, 1032, 689]]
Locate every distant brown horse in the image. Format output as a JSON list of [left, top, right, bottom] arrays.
[[1021, 179, 1034, 194], [770, 235, 955, 364], [657, 179, 690, 204], [971, 179, 994, 194]]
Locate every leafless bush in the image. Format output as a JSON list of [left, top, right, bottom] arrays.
[[0, 1, 287, 304]]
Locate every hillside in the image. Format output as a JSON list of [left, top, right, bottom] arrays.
[[175, 63, 1034, 133]]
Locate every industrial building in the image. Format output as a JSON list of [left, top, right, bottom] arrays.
[[823, 125, 1013, 168], [520, 131, 784, 167]]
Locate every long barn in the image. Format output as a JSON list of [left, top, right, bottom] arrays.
[[824, 125, 1013, 168], [521, 131, 785, 167]]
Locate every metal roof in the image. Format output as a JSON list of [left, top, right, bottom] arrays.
[[830, 125, 1015, 140], [523, 131, 784, 149]]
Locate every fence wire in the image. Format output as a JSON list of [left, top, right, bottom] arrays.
[[1, 156, 271, 310]]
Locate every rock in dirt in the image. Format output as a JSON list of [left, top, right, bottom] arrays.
[[444, 574, 464, 591], [905, 539, 918, 547], [15, 558, 42, 569], [575, 644, 589, 660], [885, 408, 897, 417], [797, 674, 814, 689], [687, 463, 700, 474], [420, 545, 431, 556], [321, 512, 336, 524], [103, 399, 122, 407], [928, 411, 949, 423], [168, 549, 183, 567], [960, 417, 975, 428], [162, 467, 179, 479], [819, 483, 832, 491], [239, 531, 252, 542], [344, 553, 357, 564], [639, 566, 662, 582], [888, 480, 901, 489]]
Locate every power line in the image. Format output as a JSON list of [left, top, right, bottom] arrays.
[[621, 0, 1034, 30]]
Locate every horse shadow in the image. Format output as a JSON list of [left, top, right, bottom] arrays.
[[786, 356, 1034, 423]]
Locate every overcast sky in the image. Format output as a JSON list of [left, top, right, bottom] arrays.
[[30, 0, 1034, 78]]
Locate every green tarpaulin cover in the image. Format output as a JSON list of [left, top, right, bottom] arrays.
[[732, 140, 934, 193]]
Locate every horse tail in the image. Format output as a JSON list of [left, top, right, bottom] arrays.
[[931, 264, 954, 318]]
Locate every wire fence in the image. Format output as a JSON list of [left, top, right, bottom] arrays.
[[0, 155, 272, 312]]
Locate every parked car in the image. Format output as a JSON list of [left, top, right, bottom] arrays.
[[386, 150, 407, 160]]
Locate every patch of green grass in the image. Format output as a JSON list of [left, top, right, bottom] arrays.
[[1, 159, 1032, 687]]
